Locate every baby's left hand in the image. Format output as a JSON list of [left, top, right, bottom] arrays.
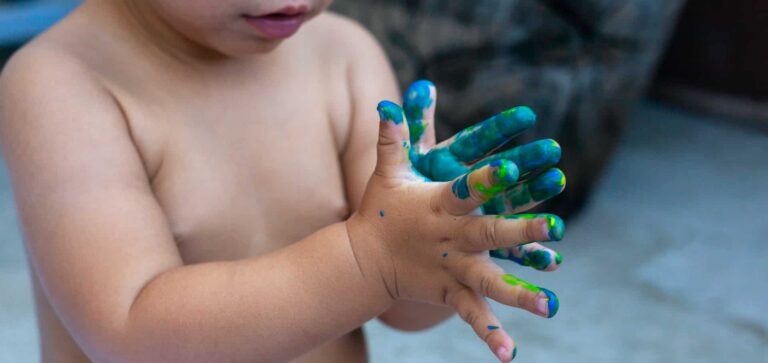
[[403, 80, 565, 272]]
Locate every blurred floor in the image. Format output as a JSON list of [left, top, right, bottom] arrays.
[[0, 101, 766, 362]]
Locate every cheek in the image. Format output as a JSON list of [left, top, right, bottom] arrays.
[[152, 0, 236, 35]]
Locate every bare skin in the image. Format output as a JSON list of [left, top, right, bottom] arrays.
[[0, 1, 561, 362]]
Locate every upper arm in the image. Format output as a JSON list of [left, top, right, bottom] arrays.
[[330, 15, 401, 210], [0, 47, 181, 356]]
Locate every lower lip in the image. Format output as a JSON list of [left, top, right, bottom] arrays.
[[244, 14, 305, 39]]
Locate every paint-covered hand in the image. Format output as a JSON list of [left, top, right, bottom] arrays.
[[403, 80, 566, 272], [346, 101, 562, 363]]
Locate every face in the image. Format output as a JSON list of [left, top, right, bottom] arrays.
[[139, 0, 333, 56]]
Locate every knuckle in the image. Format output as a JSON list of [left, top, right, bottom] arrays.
[[522, 220, 539, 242], [484, 219, 502, 248], [462, 308, 480, 327], [478, 274, 496, 297]]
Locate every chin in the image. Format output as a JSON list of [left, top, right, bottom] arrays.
[[207, 36, 286, 57]]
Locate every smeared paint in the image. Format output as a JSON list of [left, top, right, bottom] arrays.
[[501, 273, 559, 318], [473, 160, 519, 199], [512, 347, 518, 360], [412, 147, 466, 182], [448, 106, 536, 162], [490, 246, 561, 271], [529, 168, 566, 201], [379, 210, 384, 217], [475, 139, 561, 175], [403, 80, 434, 145], [494, 168, 566, 212], [451, 174, 471, 199], [442, 252, 448, 258], [499, 213, 565, 241], [377, 101, 404, 125], [487, 325, 499, 330]]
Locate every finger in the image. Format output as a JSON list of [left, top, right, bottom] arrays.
[[451, 259, 559, 319], [490, 243, 562, 271], [374, 101, 411, 179], [482, 168, 566, 214], [446, 287, 517, 362], [456, 213, 565, 251], [448, 106, 536, 163], [439, 160, 519, 216], [403, 80, 437, 150], [473, 139, 561, 176]]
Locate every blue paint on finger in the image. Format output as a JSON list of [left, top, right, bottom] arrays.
[[487, 325, 499, 330], [377, 101, 404, 124], [451, 174, 471, 199]]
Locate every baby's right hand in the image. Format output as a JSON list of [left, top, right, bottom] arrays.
[[346, 101, 564, 362]]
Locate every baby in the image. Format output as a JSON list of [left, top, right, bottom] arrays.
[[0, 0, 566, 362]]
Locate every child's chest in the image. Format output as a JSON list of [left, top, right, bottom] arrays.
[[115, 75, 353, 263]]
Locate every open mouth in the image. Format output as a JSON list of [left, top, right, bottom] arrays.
[[243, 6, 308, 39]]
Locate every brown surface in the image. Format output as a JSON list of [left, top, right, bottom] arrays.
[[656, 0, 768, 100]]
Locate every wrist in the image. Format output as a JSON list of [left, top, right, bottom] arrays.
[[343, 214, 396, 307]]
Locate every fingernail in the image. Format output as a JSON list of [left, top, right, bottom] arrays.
[[538, 288, 559, 318], [495, 347, 509, 362], [377, 101, 403, 124], [536, 294, 549, 317]]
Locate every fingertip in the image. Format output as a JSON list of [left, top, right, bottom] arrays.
[[545, 138, 563, 161], [511, 106, 536, 126], [528, 168, 566, 203], [490, 159, 520, 186], [488, 331, 515, 363], [406, 79, 436, 105], [539, 288, 560, 318], [543, 215, 566, 241], [377, 100, 404, 124]]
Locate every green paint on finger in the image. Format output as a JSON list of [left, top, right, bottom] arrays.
[[404, 80, 434, 144], [502, 273, 560, 318], [501, 273, 541, 293], [473, 160, 519, 199], [499, 213, 565, 241]]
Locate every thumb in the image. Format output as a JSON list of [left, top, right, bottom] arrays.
[[374, 101, 411, 179]]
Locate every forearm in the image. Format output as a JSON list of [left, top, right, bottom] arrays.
[[379, 301, 455, 331], [107, 223, 390, 363]]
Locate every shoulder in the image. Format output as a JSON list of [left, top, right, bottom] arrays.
[[1, 39, 108, 115], [302, 11, 391, 73]]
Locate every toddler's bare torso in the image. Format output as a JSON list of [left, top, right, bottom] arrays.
[[30, 8, 368, 363]]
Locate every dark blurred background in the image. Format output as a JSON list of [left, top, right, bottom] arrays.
[[1, 1, 766, 362]]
